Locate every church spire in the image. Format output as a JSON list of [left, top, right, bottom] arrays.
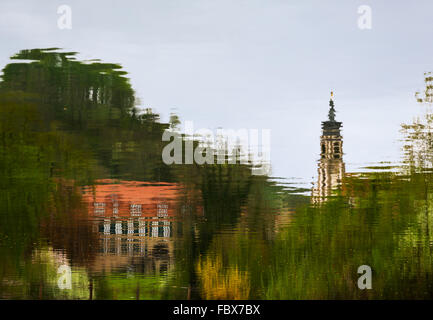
[[321, 91, 342, 136], [312, 91, 345, 203], [328, 91, 336, 122]]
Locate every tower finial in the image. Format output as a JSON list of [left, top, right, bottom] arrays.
[[328, 91, 336, 121]]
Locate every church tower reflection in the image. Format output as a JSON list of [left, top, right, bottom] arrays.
[[312, 92, 345, 203]]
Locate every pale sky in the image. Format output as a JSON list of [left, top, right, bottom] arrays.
[[1, 0, 432, 187]]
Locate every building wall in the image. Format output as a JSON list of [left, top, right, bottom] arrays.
[[312, 135, 345, 203]]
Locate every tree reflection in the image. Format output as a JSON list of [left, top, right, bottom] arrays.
[[2, 48, 433, 299]]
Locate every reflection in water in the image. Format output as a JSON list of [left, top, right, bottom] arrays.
[[2, 49, 433, 299], [312, 93, 345, 203], [82, 180, 180, 275]]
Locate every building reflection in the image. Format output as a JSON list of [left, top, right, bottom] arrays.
[[82, 180, 179, 274], [312, 93, 345, 203]]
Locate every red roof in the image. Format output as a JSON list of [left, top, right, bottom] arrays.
[[82, 180, 180, 218]]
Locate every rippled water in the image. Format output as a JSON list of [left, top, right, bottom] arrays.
[[1, 49, 433, 299]]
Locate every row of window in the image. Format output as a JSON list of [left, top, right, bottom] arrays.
[[98, 220, 171, 238], [93, 202, 169, 217]]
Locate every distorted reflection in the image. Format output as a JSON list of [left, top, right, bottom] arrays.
[[2, 49, 433, 300], [82, 181, 179, 274], [312, 93, 345, 203]]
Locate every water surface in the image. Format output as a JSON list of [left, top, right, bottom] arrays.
[[1, 49, 433, 299]]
